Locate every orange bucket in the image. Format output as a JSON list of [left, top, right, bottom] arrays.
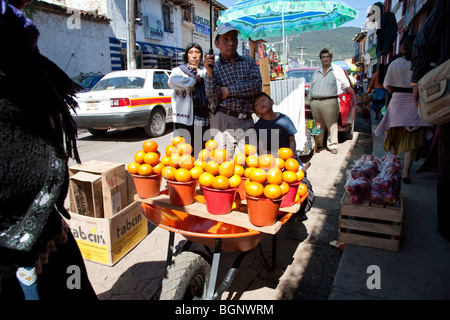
[[280, 181, 301, 208], [132, 174, 162, 198], [166, 179, 198, 206], [202, 186, 237, 215], [246, 194, 282, 227], [235, 177, 247, 201]]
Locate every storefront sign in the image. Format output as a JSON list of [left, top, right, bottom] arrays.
[[145, 14, 164, 40]]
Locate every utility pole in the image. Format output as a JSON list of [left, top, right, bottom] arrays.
[[126, 0, 136, 70]]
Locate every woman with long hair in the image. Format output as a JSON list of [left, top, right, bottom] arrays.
[[168, 42, 210, 156]]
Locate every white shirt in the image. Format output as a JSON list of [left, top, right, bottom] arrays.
[[309, 64, 350, 99]]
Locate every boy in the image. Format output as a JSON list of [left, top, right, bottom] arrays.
[[253, 92, 297, 157], [253, 92, 313, 220]]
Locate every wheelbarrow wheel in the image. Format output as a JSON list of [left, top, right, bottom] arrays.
[[160, 251, 211, 300]]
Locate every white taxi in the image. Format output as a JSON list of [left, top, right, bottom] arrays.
[[73, 69, 173, 137]]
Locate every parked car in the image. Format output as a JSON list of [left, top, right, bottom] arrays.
[[287, 67, 356, 139], [73, 69, 173, 137], [72, 74, 105, 92]]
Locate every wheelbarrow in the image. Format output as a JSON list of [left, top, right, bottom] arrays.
[[137, 189, 307, 300]]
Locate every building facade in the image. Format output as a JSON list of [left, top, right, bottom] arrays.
[[29, 0, 228, 78]]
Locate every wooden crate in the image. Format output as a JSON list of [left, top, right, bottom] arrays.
[[338, 191, 403, 252]]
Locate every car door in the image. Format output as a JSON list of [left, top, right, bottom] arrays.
[[152, 70, 173, 121]]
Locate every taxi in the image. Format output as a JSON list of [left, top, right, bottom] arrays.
[[73, 69, 173, 137]]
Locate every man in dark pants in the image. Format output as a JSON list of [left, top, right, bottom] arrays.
[[411, 0, 450, 241]]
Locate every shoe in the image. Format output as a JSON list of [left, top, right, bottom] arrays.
[[330, 149, 337, 154]]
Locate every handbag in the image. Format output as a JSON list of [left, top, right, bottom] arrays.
[[417, 58, 450, 125]]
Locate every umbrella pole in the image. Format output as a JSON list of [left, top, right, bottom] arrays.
[[209, 0, 213, 56], [282, 11, 286, 78]]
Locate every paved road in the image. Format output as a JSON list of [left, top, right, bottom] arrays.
[[69, 115, 373, 300]]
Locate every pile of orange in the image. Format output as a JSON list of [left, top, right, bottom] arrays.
[[127, 140, 165, 176], [239, 146, 308, 201]]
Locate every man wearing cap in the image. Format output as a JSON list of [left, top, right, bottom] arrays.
[[204, 23, 262, 158]]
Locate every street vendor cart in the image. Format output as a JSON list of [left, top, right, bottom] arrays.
[[135, 188, 308, 300]]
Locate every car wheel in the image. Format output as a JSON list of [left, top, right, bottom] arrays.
[[88, 128, 108, 136], [144, 108, 166, 137]]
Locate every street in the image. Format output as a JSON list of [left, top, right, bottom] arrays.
[[69, 115, 373, 300]]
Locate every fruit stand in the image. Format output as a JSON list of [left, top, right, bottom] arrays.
[[128, 137, 310, 300]]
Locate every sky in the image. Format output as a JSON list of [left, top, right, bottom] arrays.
[[217, 0, 382, 30]]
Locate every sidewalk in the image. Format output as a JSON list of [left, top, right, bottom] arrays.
[[329, 112, 450, 299]]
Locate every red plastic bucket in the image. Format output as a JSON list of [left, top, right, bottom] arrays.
[[132, 174, 162, 198], [166, 179, 198, 206], [202, 186, 237, 215], [280, 181, 301, 208], [235, 177, 247, 201], [246, 194, 282, 227]]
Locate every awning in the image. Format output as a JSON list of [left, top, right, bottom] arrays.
[[137, 41, 184, 58]]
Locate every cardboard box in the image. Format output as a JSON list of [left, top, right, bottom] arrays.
[[67, 201, 148, 266], [69, 160, 135, 218]]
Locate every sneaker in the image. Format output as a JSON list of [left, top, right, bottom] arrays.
[[330, 149, 337, 154]]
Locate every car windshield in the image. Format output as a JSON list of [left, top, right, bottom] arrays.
[[287, 70, 316, 82], [92, 76, 145, 91]]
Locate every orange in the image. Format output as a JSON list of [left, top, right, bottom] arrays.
[[138, 164, 153, 176], [244, 181, 264, 197], [234, 164, 244, 177], [296, 170, 305, 181], [205, 139, 218, 151], [280, 181, 290, 196], [284, 158, 300, 172], [127, 162, 140, 174], [134, 150, 146, 164], [233, 153, 246, 165], [245, 155, 259, 168], [244, 166, 255, 178], [228, 174, 242, 188], [278, 147, 294, 160], [177, 142, 193, 155], [249, 168, 266, 184], [198, 172, 214, 187], [179, 154, 195, 170], [218, 161, 235, 178], [170, 153, 181, 167], [264, 184, 282, 199], [194, 159, 207, 169], [243, 144, 257, 156], [210, 148, 229, 164], [165, 144, 175, 156], [190, 165, 204, 180], [162, 166, 176, 180], [266, 167, 283, 185], [205, 160, 220, 175], [282, 170, 298, 184], [274, 158, 285, 170], [144, 152, 160, 166], [153, 162, 165, 175], [259, 154, 276, 170], [297, 183, 308, 197], [175, 168, 192, 182], [161, 155, 172, 166], [197, 149, 210, 162], [211, 175, 230, 190], [143, 140, 158, 153], [172, 136, 185, 146], [295, 193, 300, 204]]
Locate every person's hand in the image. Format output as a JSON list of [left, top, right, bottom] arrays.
[[412, 84, 419, 109], [204, 53, 215, 75], [220, 86, 229, 99]]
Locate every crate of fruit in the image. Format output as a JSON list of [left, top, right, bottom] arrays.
[[338, 154, 404, 251]]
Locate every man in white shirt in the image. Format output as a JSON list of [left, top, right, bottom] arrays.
[[309, 48, 351, 154]]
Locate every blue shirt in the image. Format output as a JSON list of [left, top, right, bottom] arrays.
[[255, 113, 297, 155]]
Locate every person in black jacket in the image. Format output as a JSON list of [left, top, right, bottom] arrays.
[[411, 0, 450, 241], [0, 0, 97, 299]]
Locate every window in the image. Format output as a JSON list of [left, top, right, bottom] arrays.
[[92, 76, 146, 91], [153, 71, 170, 89], [162, 4, 174, 32]]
